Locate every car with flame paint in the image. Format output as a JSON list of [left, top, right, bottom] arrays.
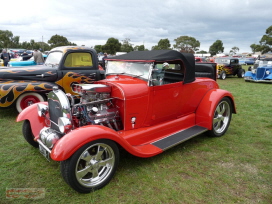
[[215, 57, 245, 79], [0, 46, 105, 112], [17, 50, 236, 193], [244, 58, 272, 83]]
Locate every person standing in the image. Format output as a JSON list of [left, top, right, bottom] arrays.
[[102, 53, 108, 69], [33, 49, 44, 65], [1, 49, 11, 66], [21, 51, 29, 61]]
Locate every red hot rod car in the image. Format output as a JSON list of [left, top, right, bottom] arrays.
[[17, 50, 236, 193]]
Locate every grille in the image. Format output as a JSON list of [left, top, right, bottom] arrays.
[[256, 68, 266, 80]]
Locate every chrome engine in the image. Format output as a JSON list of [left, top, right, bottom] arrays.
[[71, 84, 121, 129], [37, 84, 122, 150]]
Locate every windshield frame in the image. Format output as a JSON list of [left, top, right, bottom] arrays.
[[105, 61, 153, 81], [44, 51, 63, 68]]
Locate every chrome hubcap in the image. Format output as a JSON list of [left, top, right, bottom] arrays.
[[213, 101, 230, 134], [75, 143, 115, 187]]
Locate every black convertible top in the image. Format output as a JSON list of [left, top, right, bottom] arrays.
[[107, 50, 196, 84]]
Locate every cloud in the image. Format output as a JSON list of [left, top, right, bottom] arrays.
[[0, 0, 271, 53]]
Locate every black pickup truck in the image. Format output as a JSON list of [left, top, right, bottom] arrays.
[[0, 46, 105, 112]]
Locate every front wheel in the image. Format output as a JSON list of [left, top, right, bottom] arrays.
[[22, 120, 39, 148], [16, 92, 45, 113], [207, 97, 232, 137], [60, 139, 119, 193]]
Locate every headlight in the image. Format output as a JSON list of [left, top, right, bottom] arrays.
[[252, 69, 256, 74], [37, 104, 48, 117], [39, 127, 60, 149], [266, 70, 270, 75], [58, 117, 72, 134]]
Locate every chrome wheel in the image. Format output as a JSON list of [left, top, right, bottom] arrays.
[[61, 139, 119, 193], [220, 71, 226, 80], [75, 143, 115, 187], [208, 97, 232, 137]]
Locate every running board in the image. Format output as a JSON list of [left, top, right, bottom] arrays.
[[152, 126, 208, 150]]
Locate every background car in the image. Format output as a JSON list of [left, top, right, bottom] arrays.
[[0, 46, 105, 112], [244, 58, 255, 65], [215, 57, 245, 79], [244, 58, 272, 83], [195, 57, 209, 63], [7, 54, 47, 67], [238, 58, 246, 65]]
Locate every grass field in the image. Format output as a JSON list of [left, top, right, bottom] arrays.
[[0, 70, 271, 203]]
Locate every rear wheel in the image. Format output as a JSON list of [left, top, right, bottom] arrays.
[[237, 69, 245, 78], [61, 139, 119, 193], [207, 97, 232, 137], [16, 92, 45, 113], [22, 120, 38, 148], [220, 71, 226, 80]]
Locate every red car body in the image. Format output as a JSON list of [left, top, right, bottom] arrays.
[[195, 57, 209, 63], [17, 50, 236, 193]]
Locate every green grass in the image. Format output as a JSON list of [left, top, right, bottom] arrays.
[[0, 70, 271, 203]]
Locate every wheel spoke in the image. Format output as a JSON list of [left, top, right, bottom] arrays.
[[81, 151, 93, 162], [213, 117, 220, 125], [90, 168, 99, 178], [214, 120, 221, 130], [95, 145, 106, 160], [98, 157, 114, 168], [76, 165, 92, 179], [219, 104, 226, 115]]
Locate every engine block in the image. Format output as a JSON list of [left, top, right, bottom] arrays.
[[72, 84, 122, 130]]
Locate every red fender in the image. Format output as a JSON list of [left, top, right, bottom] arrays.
[[50, 125, 163, 161], [195, 89, 236, 129], [16, 102, 49, 137]]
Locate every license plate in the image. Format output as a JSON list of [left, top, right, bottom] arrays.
[[39, 144, 50, 161]]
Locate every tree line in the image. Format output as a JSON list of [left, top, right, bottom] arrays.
[[0, 31, 76, 52], [0, 25, 271, 55]]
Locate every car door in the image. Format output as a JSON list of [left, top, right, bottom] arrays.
[[149, 63, 186, 124], [151, 82, 184, 124]]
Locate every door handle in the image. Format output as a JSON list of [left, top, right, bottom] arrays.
[[36, 74, 44, 78]]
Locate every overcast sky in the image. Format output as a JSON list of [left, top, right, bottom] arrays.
[[0, 0, 271, 53]]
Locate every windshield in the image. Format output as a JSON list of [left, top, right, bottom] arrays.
[[44, 52, 63, 68], [106, 61, 152, 80], [215, 58, 230, 64]]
